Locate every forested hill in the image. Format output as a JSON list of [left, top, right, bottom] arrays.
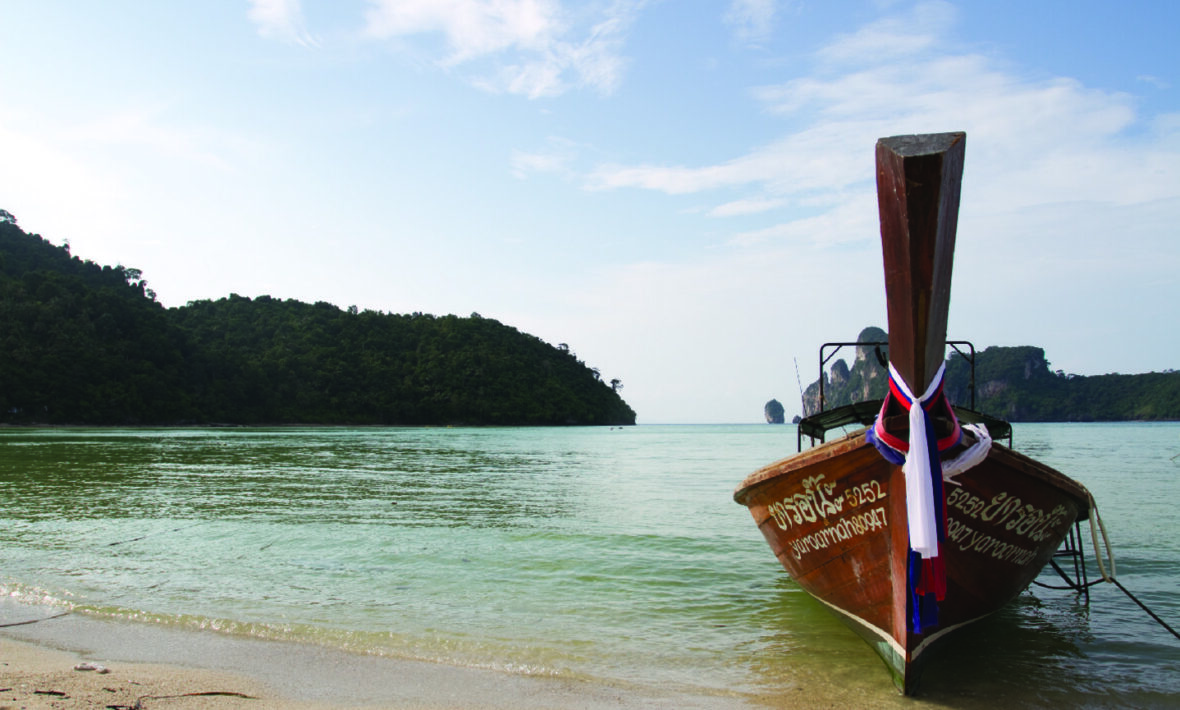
[[0, 215, 636, 426], [801, 327, 1180, 422]]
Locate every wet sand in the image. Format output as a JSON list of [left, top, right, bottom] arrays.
[[1, 635, 303, 710], [1, 625, 918, 710], [2, 608, 797, 709]]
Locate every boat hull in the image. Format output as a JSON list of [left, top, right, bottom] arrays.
[[733, 430, 1090, 692]]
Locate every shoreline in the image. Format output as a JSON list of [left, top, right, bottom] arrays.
[[0, 605, 769, 709], [3, 601, 1167, 710], [0, 634, 303, 710]]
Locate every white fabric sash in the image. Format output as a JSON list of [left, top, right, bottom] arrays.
[[889, 361, 945, 559], [942, 423, 992, 484]]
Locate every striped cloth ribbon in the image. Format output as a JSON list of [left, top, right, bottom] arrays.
[[866, 361, 958, 633]]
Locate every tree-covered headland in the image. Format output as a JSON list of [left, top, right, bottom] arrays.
[[0, 212, 636, 426]]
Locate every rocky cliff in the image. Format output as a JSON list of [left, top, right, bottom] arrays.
[[799, 328, 1180, 422], [801, 327, 890, 416]]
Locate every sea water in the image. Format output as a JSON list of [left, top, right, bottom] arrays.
[[1, 423, 1177, 708]]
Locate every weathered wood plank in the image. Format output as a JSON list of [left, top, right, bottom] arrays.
[[876, 132, 965, 393]]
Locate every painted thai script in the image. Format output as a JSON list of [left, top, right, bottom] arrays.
[[945, 516, 1038, 566], [789, 507, 887, 560], [766, 475, 886, 531], [945, 488, 1070, 543]]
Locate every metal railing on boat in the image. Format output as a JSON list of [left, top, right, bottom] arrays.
[[797, 340, 1011, 451]]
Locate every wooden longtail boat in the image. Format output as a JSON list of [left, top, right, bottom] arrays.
[[733, 133, 1093, 693]]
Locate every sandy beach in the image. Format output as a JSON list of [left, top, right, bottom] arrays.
[[7, 595, 1147, 710], [1, 635, 304, 710], [0, 626, 917, 710], [1, 607, 799, 710]]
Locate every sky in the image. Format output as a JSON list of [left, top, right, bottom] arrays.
[[1, 1, 1177, 424]]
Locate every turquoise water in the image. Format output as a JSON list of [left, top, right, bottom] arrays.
[[1, 424, 1178, 707]]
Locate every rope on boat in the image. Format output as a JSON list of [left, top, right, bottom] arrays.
[[1087, 492, 1115, 582], [1090, 494, 1180, 641], [0, 611, 70, 628], [1041, 492, 1180, 642], [1109, 577, 1180, 641]]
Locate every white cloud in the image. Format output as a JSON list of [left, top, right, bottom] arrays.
[[364, 0, 561, 61], [708, 195, 788, 217], [1136, 74, 1170, 90], [586, 5, 1179, 251], [511, 137, 581, 178], [586, 159, 742, 194], [362, 0, 636, 97], [817, 0, 953, 66], [726, 194, 876, 247], [586, 122, 879, 203], [248, 0, 320, 47], [724, 0, 779, 45]]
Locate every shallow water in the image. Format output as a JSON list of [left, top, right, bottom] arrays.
[[1, 423, 1177, 707]]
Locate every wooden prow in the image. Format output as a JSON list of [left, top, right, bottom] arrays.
[[876, 132, 966, 394]]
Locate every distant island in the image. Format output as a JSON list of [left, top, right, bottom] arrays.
[[780, 326, 1180, 423], [0, 211, 636, 426]]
